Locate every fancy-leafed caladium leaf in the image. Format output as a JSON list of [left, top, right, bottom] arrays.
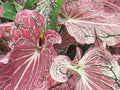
[[50, 55, 71, 83], [50, 45, 120, 90], [54, 27, 76, 54], [0, 22, 14, 65], [0, 10, 62, 90], [58, 0, 120, 46], [113, 54, 120, 65], [0, 22, 14, 38], [49, 71, 80, 90], [37, 0, 64, 30], [101, 0, 120, 13], [36, 0, 52, 24], [107, 0, 120, 8]]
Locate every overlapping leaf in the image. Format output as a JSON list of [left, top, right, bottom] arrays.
[[0, 22, 14, 65], [0, 22, 14, 38], [0, 10, 61, 90], [58, 0, 120, 46], [107, 0, 120, 8], [36, 0, 64, 30], [113, 54, 120, 65], [49, 71, 80, 90], [54, 28, 76, 54], [50, 45, 120, 90], [36, 0, 53, 30]]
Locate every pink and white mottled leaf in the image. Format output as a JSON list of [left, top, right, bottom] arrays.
[[15, 9, 44, 28], [0, 50, 13, 64], [58, 0, 120, 46], [49, 71, 80, 90], [54, 28, 75, 54], [0, 10, 61, 90], [0, 22, 14, 65], [36, 0, 52, 26], [75, 46, 120, 90], [50, 55, 71, 83], [113, 54, 120, 65], [73, 46, 82, 64], [10, 10, 44, 48], [43, 30, 62, 45], [106, 0, 120, 8], [0, 22, 14, 38], [50, 44, 120, 89]]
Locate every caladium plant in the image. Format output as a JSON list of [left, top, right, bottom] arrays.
[[58, 0, 120, 46], [0, 10, 61, 90], [50, 44, 120, 90], [0, 0, 120, 90]]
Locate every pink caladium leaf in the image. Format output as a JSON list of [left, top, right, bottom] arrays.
[[0, 39, 12, 65], [50, 55, 71, 83], [54, 28, 76, 54], [0, 50, 13, 66], [36, 0, 52, 25], [0, 22, 14, 38], [113, 54, 120, 65], [100, 0, 120, 13], [106, 0, 120, 8], [49, 71, 80, 90], [0, 22, 14, 65], [50, 45, 120, 89], [0, 10, 62, 90], [58, 0, 120, 46]]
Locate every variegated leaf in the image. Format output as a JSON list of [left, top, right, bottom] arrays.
[[50, 44, 120, 90], [58, 0, 120, 46], [0, 10, 61, 90], [54, 28, 76, 54], [0, 22, 14, 38]]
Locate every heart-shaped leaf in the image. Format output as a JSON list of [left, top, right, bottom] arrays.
[[50, 44, 120, 89], [0, 10, 62, 90], [58, 0, 120, 46]]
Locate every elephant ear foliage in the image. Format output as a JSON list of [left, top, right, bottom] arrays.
[[58, 0, 120, 46], [0, 10, 61, 90], [50, 45, 120, 90]]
